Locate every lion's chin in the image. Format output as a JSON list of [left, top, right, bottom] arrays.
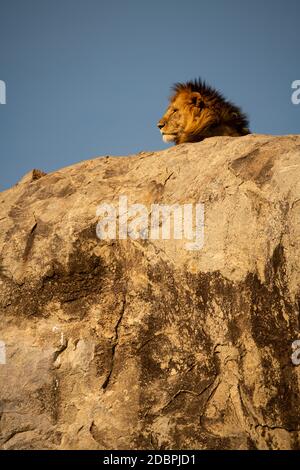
[[162, 133, 176, 143]]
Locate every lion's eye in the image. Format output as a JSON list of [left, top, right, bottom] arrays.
[[173, 108, 178, 113]]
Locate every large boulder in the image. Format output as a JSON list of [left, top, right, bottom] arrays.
[[0, 134, 300, 449]]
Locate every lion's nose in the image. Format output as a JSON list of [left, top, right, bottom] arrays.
[[157, 121, 165, 129]]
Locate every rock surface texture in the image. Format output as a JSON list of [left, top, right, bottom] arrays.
[[0, 134, 300, 450]]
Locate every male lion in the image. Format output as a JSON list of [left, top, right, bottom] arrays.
[[157, 79, 250, 144]]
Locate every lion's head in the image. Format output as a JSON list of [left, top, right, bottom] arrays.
[[157, 79, 250, 145]]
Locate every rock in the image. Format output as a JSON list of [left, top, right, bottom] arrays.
[[17, 169, 47, 185], [0, 134, 300, 450]]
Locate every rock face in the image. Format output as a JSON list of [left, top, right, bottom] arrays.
[[0, 134, 300, 450]]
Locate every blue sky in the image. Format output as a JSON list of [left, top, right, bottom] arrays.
[[0, 0, 299, 190]]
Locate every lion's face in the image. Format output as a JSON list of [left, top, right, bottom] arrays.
[[157, 80, 250, 144], [157, 90, 204, 144]]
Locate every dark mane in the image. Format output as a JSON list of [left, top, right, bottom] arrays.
[[172, 78, 224, 101], [171, 78, 250, 131]]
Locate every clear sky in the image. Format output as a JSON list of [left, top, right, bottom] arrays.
[[0, 0, 299, 190]]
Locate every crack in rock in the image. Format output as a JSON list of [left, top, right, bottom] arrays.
[[102, 295, 127, 390], [2, 426, 35, 445]]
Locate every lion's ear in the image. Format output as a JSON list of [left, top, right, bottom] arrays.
[[191, 92, 204, 109]]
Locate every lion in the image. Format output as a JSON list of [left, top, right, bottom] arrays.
[[157, 79, 250, 144]]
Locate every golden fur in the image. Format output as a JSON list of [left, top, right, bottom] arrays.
[[157, 79, 250, 144]]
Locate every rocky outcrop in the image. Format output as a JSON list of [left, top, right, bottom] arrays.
[[0, 134, 300, 449]]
